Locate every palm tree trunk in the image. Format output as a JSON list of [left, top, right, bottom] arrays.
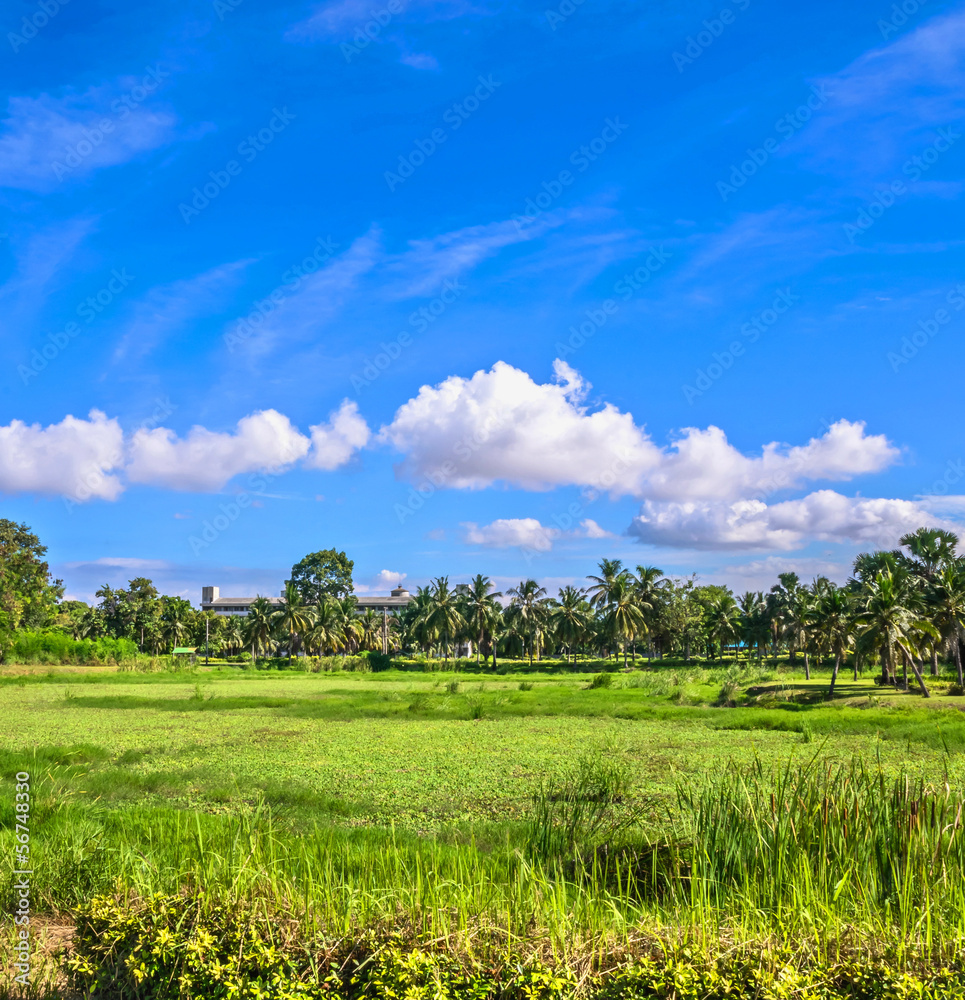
[[955, 639, 964, 688], [803, 650, 810, 681], [900, 644, 931, 698], [931, 648, 940, 677], [828, 653, 841, 699]]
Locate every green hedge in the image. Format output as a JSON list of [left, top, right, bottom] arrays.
[[66, 893, 965, 1000], [5, 631, 139, 664]]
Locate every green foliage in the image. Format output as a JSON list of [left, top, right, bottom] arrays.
[[0, 518, 63, 630], [6, 630, 138, 664], [587, 671, 614, 689], [64, 895, 965, 1000], [287, 548, 355, 603], [67, 893, 334, 999]]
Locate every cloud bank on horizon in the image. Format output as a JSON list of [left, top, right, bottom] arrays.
[[0, 360, 955, 553]]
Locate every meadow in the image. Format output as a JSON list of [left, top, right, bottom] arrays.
[[6, 658, 965, 998]]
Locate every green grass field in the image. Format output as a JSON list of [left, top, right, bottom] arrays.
[[7, 660, 965, 997]]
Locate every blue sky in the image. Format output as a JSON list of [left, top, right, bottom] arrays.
[[2, 0, 964, 603]]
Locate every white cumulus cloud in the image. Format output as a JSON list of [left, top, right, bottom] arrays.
[[628, 490, 948, 551], [306, 400, 371, 470], [463, 518, 560, 551], [0, 409, 124, 500], [126, 409, 311, 491], [380, 360, 899, 499], [462, 515, 616, 552]]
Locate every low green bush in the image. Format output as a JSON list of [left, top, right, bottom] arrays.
[[4, 631, 138, 665], [65, 893, 965, 1000]]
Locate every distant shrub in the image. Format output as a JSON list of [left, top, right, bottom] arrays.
[[364, 651, 392, 672], [6, 631, 138, 665], [586, 672, 613, 690]]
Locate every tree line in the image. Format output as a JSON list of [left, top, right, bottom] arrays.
[[1, 519, 963, 696]]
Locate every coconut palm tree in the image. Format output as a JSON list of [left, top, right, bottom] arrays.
[[586, 558, 625, 609], [551, 586, 591, 662], [507, 579, 550, 666], [420, 577, 466, 665], [854, 569, 935, 698], [928, 562, 965, 687], [600, 576, 647, 666], [304, 597, 346, 656], [632, 565, 666, 657], [901, 527, 959, 577], [272, 581, 315, 665], [356, 610, 383, 652], [703, 590, 742, 662], [738, 591, 769, 662], [219, 615, 242, 656], [811, 586, 854, 698], [463, 574, 503, 666], [245, 597, 275, 660]]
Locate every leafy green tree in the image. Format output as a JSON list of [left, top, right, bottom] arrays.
[[0, 519, 63, 630], [287, 549, 354, 604]]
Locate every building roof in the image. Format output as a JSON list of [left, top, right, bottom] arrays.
[[355, 595, 413, 608], [204, 596, 282, 605]]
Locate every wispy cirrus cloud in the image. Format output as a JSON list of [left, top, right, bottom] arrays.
[[0, 83, 178, 192], [799, 9, 965, 182], [113, 260, 252, 363]]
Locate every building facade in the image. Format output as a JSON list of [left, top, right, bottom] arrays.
[[200, 584, 414, 654]]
